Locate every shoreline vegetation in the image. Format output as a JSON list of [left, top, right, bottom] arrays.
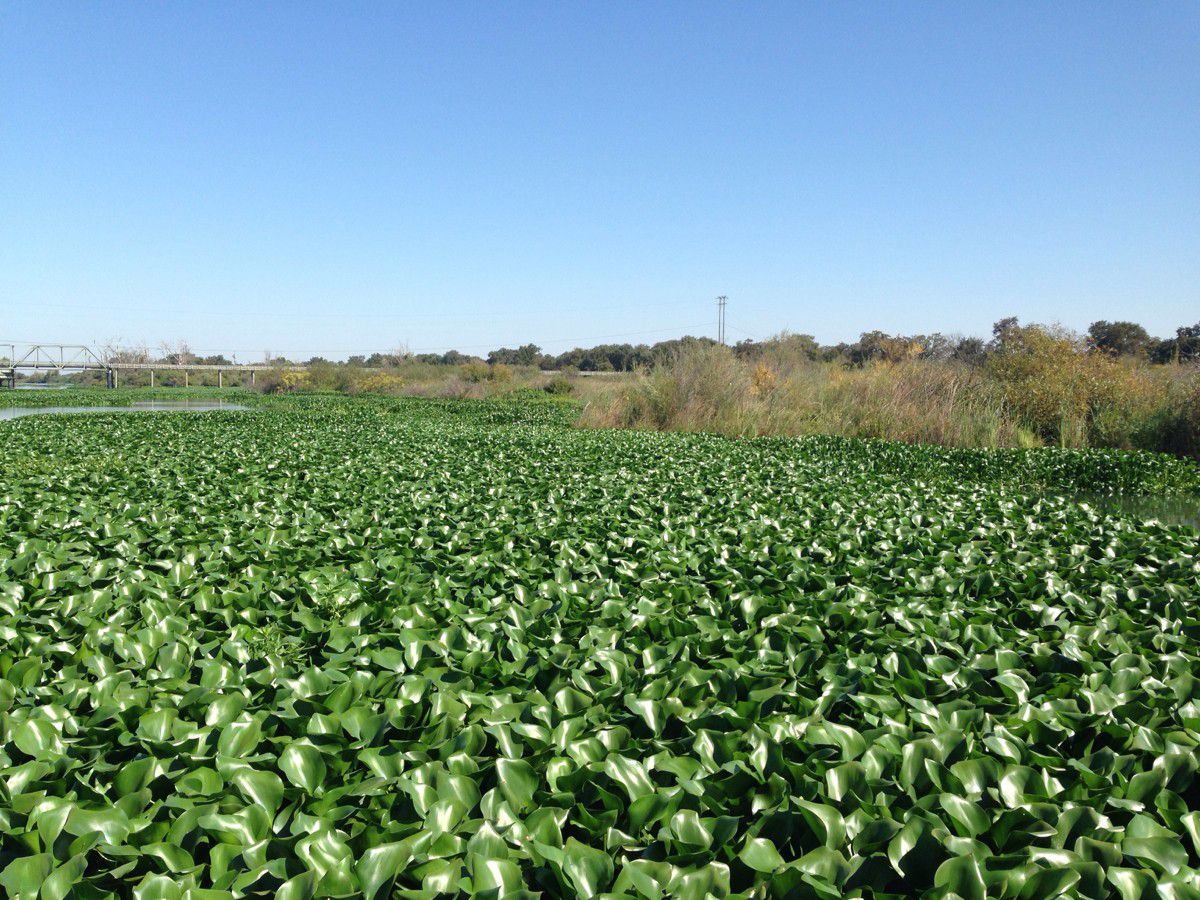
[[5, 389, 1199, 502], [7, 318, 1199, 457]]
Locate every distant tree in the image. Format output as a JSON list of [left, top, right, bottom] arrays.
[[105, 341, 151, 364], [774, 333, 821, 361], [488, 344, 543, 366], [989, 317, 1022, 352], [1148, 339, 1174, 365], [1182, 324, 1200, 363], [733, 333, 822, 367], [648, 336, 719, 364], [732, 338, 761, 359], [515, 344, 543, 366], [1150, 322, 1200, 364], [1087, 320, 1150, 357], [822, 343, 851, 363], [157, 340, 195, 366], [951, 336, 987, 367], [849, 331, 922, 366], [920, 333, 956, 361]]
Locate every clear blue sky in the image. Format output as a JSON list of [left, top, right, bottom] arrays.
[[3, 2, 1197, 359]]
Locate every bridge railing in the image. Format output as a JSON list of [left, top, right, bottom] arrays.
[[0, 342, 389, 388]]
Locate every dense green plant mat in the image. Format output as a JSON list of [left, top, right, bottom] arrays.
[[788, 435, 1200, 498], [1, 399, 1198, 897]]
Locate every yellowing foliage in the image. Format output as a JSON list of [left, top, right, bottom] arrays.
[[985, 325, 1158, 447], [750, 363, 779, 398], [277, 371, 310, 392]]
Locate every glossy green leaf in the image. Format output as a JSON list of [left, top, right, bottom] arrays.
[[739, 836, 786, 873], [279, 739, 326, 794], [562, 837, 614, 897]]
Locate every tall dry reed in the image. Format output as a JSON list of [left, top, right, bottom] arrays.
[[580, 342, 1200, 455]]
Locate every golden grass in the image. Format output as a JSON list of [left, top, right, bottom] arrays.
[[580, 342, 1200, 455]]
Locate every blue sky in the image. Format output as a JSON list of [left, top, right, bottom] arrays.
[[3, 2, 1197, 359]]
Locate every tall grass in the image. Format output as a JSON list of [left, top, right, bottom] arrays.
[[580, 341, 1200, 456]]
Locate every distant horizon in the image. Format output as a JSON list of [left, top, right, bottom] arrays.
[[5, 309, 1198, 366], [5, 3, 1197, 356]]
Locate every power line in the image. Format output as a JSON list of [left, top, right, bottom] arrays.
[[726, 324, 759, 341]]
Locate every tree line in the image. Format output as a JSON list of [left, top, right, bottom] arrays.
[[93, 319, 1200, 372], [485, 319, 1200, 371]]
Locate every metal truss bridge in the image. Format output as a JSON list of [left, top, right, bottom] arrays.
[[0, 343, 305, 389]]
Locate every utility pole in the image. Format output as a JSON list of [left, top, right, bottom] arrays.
[[716, 295, 728, 345]]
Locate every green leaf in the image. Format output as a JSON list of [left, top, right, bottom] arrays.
[[934, 855, 986, 900], [1121, 836, 1188, 874], [13, 719, 62, 759], [0, 854, 54, 900], [471, 857, 524, 895], [668, 809, 713, 849], [279, 739, 326, 794], [42, 854, 88, 900], [495, 757, 538, 813], [794, 799, 845, 849], [231, 768, 285, 812], [562, 837, 614, 897], [133, 874, 183, 900], [1018, 866, 1081, 899], [357, 841, 413, 899], [604, 754, 655, 802], [740, 836, 786, 872]]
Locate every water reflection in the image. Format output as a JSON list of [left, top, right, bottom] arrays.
[[0, 400, 247, 420], [1080, 494, 1200, 530]]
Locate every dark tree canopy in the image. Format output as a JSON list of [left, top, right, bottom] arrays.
[[1088, 320, 1151, 357]]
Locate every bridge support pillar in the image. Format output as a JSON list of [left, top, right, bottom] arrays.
[[150, 370, 155, 388], [218, 371, 223, 388], [184, 371, 188, 388], [105, 368, 115, 389], [251, 370, 255, 386]]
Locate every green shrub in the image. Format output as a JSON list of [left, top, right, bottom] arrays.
[[984, 323, 1159, 448], [461, 361, 490, 383]]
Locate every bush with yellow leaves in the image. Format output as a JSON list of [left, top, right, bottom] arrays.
[[985, 324, 1158, 447], [276, 371, 310, 393], [354, 372, 406, 395]]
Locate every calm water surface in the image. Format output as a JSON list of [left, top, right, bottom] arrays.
[[1078, 494, 1200, 531], [0, 400, 247, 420]]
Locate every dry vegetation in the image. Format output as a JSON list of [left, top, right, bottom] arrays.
[[37, 323, 1198, 456], [580, 331, 1200, 457]]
